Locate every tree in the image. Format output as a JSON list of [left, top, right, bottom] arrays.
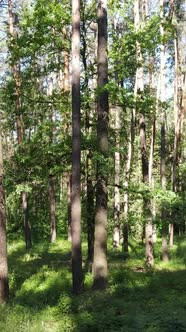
[[135, 0, 154, 266], [159, 0, 169, 262], [71, 0, 83, 294], [0, 128, 9, 304], [93, 0, 109, 290]]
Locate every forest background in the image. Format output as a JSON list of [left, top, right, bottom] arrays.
[[0, 0, 186, 331]]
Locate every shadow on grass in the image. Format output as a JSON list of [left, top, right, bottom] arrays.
[[5, 237, 186, 332], [8, 240, 71, 307], [65, 268, 186, 332]]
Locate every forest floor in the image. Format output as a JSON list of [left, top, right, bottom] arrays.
[[0, 235, 186, 332]]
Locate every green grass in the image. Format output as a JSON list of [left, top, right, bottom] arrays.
[[0, 236, 186, 331]]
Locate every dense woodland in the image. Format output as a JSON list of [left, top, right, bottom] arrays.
[[0, 0, 186, 330]]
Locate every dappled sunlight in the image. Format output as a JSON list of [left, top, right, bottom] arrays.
[[1, 236, 185, 331], [16, 267, 71, 307]]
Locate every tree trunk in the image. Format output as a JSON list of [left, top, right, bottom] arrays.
[[49, 175, 56, 242], [81, 12, 95, 267], [140, 115, 153, 266], [123, 109, 134, 252], [0, 131, 9, 304], [113, 106, 120, 248], [170, 33, 183, 247], [67, 173, 72, 242], [161, 124, 168, 261], [71, 0, 83, 294], [87, 151, 94, 266], [169, 223, 174, 247], [135, 0, 153, 266], [149, 116, 157, 243], [22, 192, 32, 249], [93, 0, 109, 290], [160, 0, 168, 261]]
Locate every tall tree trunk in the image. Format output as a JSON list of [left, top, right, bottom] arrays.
[[149, 116, 157, 243], [49, 175, 56, 242], [123, 109, 134, 252], [62, 29, 71, 241], [0, 131, 9, 304], [8, 0, 32, 249], [113, 106, 120, 248], [135, 0, 153, 266], [160, 0, 168, 261], [71, 0, 83, 294], [87, 151, 94, 266], [93, 0, 109, 290], [170, 33, 183, 247], [140, 115, 153, 266], [67, 173, 72, 242], [47, 77, 57, 243], [161, 122, 168, 261], [149, 56, 156, 244], [82, 12, 95, 266]]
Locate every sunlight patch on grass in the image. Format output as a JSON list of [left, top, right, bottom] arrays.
[[3, 236, 186, 332]]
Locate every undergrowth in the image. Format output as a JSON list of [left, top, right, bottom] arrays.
[[0, 236, 186, 331]]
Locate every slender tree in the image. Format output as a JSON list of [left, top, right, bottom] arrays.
[[93, 0, 109, 290], [0, 129, 9, 304], [159, 0, 169, 261], [71, 0, 83, 294], [135, 0, 154, 266], [113, 105, 120, 248], [47, 77, 56, 243]]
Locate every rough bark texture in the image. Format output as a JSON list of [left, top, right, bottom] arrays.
[[71, 0, 83, 294], [0, 133, 9, 304], [93, 0, 109, 290], [49, 175, 56, 242], [135, 0, 153, 267], [81, 14, 95, 267]]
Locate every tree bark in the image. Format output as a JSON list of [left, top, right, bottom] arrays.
[[135, 0, 153, 266], [113, 106, 120, 248], [93, 0, 109, 290], [87, 151, 94, 266], [81, 12, 95, 267], [160, 0, 168, 261], [22, 191, 32, 249], [123, 109, 134, 252], [71, 0, 83, 294], [0, 131, 9, 304], [49, 175, 56, 242], [67, 173, 72, 242], [170, 33, 183, 247]]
